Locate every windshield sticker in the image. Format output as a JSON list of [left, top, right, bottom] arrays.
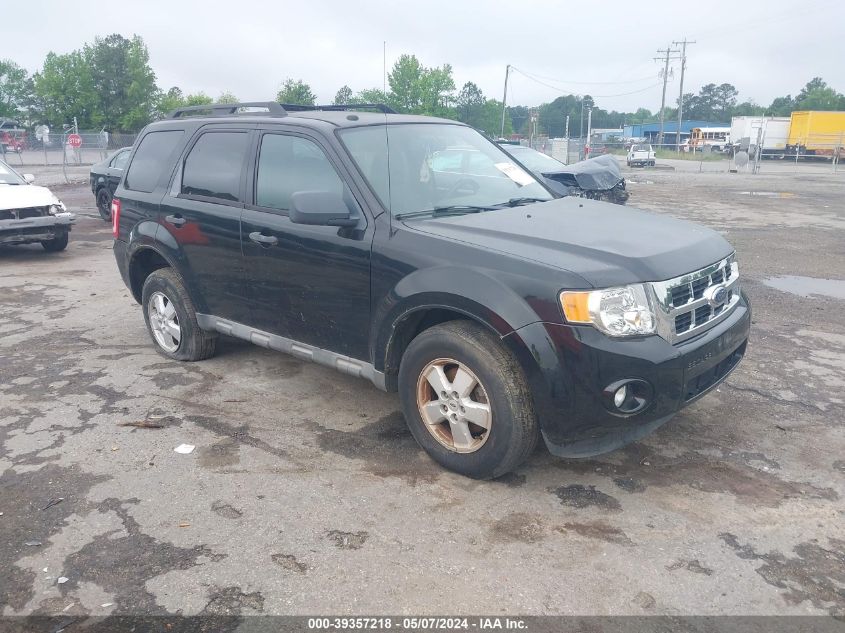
[[494, 162, 534, 187]]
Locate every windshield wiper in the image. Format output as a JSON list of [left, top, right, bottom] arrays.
[[395, 205, 497, 220], [503, 197, 549, 207]]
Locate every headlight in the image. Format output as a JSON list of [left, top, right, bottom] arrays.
[[48, 201, 66, 215], [560, 284, 656, 337]]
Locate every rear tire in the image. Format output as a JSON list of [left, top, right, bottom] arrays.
[[41, 231, 68, 252], [96, 187, 112, 222], [141, 268, 216, 361], [398, 320, 538, 479]]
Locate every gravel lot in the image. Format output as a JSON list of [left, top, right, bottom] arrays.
[[1, 165, 843, 620]]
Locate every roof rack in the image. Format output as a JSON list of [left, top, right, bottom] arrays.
[[278, 103, 396, 114], [164, 101, 397, 120], [165, 102, 288, 119]]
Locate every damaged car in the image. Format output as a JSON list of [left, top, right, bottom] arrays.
[[0, 158, 75, 252], [498, 145, 629, 204]]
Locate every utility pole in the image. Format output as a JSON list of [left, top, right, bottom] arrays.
[[654, 45, 680, 147], [672, 38, 696, 152], [586, 107, 593, 159], [500, 64, 510, 138], [579, 98, 585, 139]]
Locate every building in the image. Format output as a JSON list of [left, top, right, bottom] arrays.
[[623, 120, 729, 145]]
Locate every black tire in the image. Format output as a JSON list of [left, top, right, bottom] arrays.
[[398, 320, 538, 479], [96, 187, 112, 222], [141, 268, 216, 361], [41, 231, 69, 252]]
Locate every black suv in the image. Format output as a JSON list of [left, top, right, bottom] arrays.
[[112, 102, 750, 479]]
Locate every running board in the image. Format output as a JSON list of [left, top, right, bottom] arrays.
[[195, 314, 387, 391]]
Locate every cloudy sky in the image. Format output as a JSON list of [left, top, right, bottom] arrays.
[[10, 0, 844, 113]]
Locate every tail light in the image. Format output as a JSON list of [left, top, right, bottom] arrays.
[[111, 198, 121, 238]]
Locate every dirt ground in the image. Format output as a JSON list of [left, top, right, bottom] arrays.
[[1, 165, 843, 620]]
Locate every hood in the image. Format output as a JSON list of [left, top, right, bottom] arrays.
[[0, 184, 62, 211], [543, 154, 623, 191], [403, 197, 733, 288]]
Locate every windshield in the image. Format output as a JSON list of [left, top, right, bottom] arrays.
[[632, 144, 652, 152], [339, 123, 552, 217], [504, 146, 565, 173], [0, 161, 26, 185]]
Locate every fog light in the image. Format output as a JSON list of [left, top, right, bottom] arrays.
[[602, 379, 653, 416], [613, 385, 628, 408]]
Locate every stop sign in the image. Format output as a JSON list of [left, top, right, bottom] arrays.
[[68, 133, 82, 148]]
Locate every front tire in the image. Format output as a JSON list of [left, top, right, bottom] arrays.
[[41, 231, 69, 252], [141, 268, 216, 361], [398, 321, 538, 479], [96, 188, 112, 222]]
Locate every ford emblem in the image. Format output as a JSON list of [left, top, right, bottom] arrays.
[[705, 285, 729, 307]]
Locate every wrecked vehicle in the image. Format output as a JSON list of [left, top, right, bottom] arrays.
[[499, 145, 629, 204], [0, 158, 74, 251], [112, 102, 749, 479]]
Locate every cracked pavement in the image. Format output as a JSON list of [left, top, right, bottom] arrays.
[[1, 167, 843, 619]]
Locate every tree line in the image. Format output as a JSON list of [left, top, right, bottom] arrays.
[[1, 33, 843, 137]]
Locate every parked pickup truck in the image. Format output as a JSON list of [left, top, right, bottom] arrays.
[[627, 143, 656, 167], [0, 158, 74, 251], [112, 102, 750, 479]]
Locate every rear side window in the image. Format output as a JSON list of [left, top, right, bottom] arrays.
[[111, 150, 130, 170], [124, 130, 184, 193], [182, 132, 250, 203], [255, 134, 343, 211]]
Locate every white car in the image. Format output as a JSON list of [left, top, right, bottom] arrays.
[[0, 158, 75, 251], [626, 143, 656, 167]]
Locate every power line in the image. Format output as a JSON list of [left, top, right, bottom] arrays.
[[510, 66, 657, 86], [510, 67, 663, 98]]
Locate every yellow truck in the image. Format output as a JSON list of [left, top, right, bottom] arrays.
[[787, 111, 845, 158]]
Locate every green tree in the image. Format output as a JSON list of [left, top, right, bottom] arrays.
[[455, 81, 485, 126], [387, 54, 454, 116], [34, 50, 98, 128], [767, 95, 795, 116], [354, 88, 389, 105], [217, 91, 238, 104], [84, 34, 158, 130], [277, 78, 316, 105], [333, 85, 353, 105], [0, 59, 33, 120]]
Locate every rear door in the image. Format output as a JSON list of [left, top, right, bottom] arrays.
[[240, 128, 373, 361], [158, 125, 253, 323]]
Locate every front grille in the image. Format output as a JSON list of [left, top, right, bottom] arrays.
[[0, 207, 49, 221], [651, 255, 740, 344]]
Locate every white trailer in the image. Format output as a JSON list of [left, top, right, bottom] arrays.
[[730, 116, 790, 157]]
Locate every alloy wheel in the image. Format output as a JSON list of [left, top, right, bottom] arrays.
[[416, 358, 492, 453], [148, 291, 181, 352]]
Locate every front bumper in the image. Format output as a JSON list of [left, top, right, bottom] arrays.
[[503, 292, 750, 457], [0, 213, 75, 244]]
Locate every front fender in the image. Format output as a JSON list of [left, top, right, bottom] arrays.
[[372, 265, 544, 373]]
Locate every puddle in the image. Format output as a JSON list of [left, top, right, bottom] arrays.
[[763, 275, 845, 300], [738, 191, 795, 198], [628, 179, 654, 185]]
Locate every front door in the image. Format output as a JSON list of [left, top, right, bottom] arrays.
[[240, 130, 373, 361]]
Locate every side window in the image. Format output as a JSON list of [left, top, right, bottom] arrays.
[[124, 130, 184, 193], [182, 132, 249, 202], [255, 134, 344, 212], [111, 150, 130, 170]]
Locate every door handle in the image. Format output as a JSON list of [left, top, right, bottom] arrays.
[[165, 214, 186, 227], [249, 231, 278, 246]]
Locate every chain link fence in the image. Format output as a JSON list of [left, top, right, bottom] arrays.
[[520, 136, 843, 175], [0, 128, 137, 168]]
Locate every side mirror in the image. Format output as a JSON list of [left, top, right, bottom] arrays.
[[23, 173, 35, 183], [289, 191, 358, 227]]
